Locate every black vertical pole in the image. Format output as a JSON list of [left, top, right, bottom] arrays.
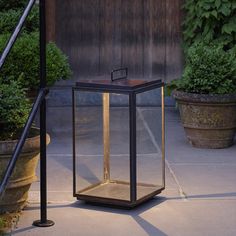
[[129, 92, 137, 204], [33, 0, 54, 227], [72, 89, 77, 196]]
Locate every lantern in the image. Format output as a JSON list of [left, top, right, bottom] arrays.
[[72, 69, 165, 207]]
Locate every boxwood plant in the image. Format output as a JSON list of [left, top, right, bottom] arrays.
[[0, 78, 31, 140], [0, 0, 72, 91], [170, 42, 236, 94], [0, 7, 39, 34], [0, 33, 71, 90]]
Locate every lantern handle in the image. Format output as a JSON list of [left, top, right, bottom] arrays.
[[111, 68, 128, 81]]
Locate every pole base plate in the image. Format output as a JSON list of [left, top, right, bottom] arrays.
[[32, 220, 55, 227]]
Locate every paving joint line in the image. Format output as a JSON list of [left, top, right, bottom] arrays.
[[137, 108, 188, 202]]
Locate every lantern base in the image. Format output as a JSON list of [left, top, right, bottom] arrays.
[[76, 180, 164, 208]]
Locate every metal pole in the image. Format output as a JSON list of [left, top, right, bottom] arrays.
[[103, 93, 110, 183], [72, 89, 77, 196], [33, 0, 54, 227]]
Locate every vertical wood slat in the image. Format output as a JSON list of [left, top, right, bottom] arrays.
[[56, 0, 100, 77], [121, 0, 144, 77], [100, 0, 117, 74], [112, 0, 122, 70], [143, 0, 152, 78], [166, 0, 183, 82], [46, 0, 56, 42], [81, 0, 100, 76], [56, 0, 79, 76], [151, 0, 166, 80], [142, 0, 166, 80]]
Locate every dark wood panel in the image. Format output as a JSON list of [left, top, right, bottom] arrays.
[[144, 0, 166, 79], [56, 0, 80, 75], [99, 0, 122, 74], [121, 0, 144, 76], [80, 0, 100, 76], [55, 0, 183, 81], [143, 0, 152, 78], [166, 0, 183, 82], [56, 0, 100, 77], [46, 0, 56, 42]]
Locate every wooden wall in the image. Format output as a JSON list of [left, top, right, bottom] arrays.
[[47, 0, 183, 82]]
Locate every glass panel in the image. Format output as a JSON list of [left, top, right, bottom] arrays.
[[74, 91, 130, 201], [74, 91, 103, 194], [136, 87, 164, 200], [109, 93, 130, 201]]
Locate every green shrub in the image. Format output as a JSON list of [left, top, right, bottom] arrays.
[[0, 0, 27, 12], [0, 213, 20, 234], [0, 33, 72, 90], [0, 216, 4, 230], [170, 42, 236, 94], [183, 0, 236, 50], [46, 42, 72, 86], [0, 78, 31, 140], [0, 7, 39, 34], [0, 216, 7, 234]]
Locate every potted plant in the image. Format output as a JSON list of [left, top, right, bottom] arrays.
[[0, 32, 72, 100], [0, 1, 72, 100], [0, 79, 49, 213], [171, 42, 236, 148]]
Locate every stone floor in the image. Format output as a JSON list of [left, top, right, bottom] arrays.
[[12, 106, 236, 236]]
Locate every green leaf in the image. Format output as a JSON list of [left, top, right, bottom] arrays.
[[182, 0, 235, 50], [211, 10, 218, 18], [203, 12, 210, 18], [222, 21, 236, 34], [220, 4, 231, 16], [216, 0, 221, 9]]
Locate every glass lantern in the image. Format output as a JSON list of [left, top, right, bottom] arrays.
[[72, 71, 165, 207]]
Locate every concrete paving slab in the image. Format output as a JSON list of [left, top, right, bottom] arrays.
[[29, 156, 179, 204], [12, 107, 236, 235], [141, 108, 236, 164], [170, 164, 236, 200], [14, 199, 236, 236]]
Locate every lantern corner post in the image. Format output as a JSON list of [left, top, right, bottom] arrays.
[[129, 92, 137, 204]]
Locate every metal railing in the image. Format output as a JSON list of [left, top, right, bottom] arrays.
[[0, 0, 54, 227], [0, 88, 47, 195], [0, 0, 36, 70]]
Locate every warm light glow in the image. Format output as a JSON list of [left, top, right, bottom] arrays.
[[103, 93, 110, 183]]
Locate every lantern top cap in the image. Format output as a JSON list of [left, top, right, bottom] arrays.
[[75, 78, 163, 93]]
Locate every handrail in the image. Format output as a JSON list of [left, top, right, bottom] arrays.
[[0, 88, 47, 197], [0, 0, 36, 70]]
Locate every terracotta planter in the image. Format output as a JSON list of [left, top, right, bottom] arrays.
[[0, 129, 50, 213], [172, 90, 236, 149]]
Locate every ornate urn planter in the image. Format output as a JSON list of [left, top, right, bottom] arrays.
[[0, 129, 50, 213], [173, 90, 236, 149]]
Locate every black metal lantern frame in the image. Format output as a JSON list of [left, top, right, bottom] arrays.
[[72, 75, 165, 208]]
